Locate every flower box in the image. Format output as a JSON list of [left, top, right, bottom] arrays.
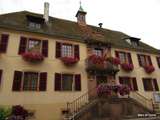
[[106, 57, 120, 65], [61, 57, 79, 65], [22, 52, 44, 63], [143, 65, 155, 73], [121, 63, 134, 71], [97, 84, 130, 97]]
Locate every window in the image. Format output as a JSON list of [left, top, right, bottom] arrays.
[[156, 57, 160, 68], [12, 71, 47, 91], [115, 51, 133, 64], [93, 48, 103, 57], [61, 44, 73, 57], [56, 42, 79, 59], [55, 73, 81, 91], [142, 78, 159, 91], [18, 37, 48, 57], [23, 72, 38, 91], [119, 77, 138, 91], [29, 22, 41, 29], [137, 54, 152, 67], [96, 75, 107, 85], [0, 34, 9, 53]]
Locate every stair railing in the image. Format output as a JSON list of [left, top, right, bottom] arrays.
[[67, 86, 97, 115], [129, 92, 153, 111]]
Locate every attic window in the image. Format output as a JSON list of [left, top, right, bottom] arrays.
[[26, 15, 44, 29], [125, 37, 140, 47]]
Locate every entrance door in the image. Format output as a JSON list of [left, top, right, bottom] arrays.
[[96, 75, 107, 86]]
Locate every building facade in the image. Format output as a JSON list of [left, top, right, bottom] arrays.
[[0, 3, 160, 120]]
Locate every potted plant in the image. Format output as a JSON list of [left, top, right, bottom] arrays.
[[60, 57, 79, 65], [106, 57, 120, 66], [121, 63, 134, 72], [22, 52, 44, 63], [143, 65, 155, 73]]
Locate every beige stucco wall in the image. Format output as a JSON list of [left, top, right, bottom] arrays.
[[0, 29, 88, 120], [111, 48, 160, 100]]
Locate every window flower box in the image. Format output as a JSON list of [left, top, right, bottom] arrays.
[[60, 57, 79, 65], [22, 52, 44, 63], [97, 84, 130, 98], [106, 57, 120, 65], [143, 65, 155, 74], [121, 63, 134, 71]]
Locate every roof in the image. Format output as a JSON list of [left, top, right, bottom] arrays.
[[0, 11, 159, 54]]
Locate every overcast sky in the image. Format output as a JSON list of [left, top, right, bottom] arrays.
[[0, 0, 160, 49]]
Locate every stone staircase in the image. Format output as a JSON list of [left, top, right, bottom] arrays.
[[63, 87, 159, 120]]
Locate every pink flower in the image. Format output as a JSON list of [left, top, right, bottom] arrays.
[[22, 52, 44, 62], [106, 57, 120, 65], [143, 65, 155, 73], [121, 63, 134, 71], [61, 57, 79, 65]]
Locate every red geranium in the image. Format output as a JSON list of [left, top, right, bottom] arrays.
[[106, 57, 120, 65], [61, 57, 79, 65], [144, 65, 155, 73], [121, 63, 134, 71], [22, 52, 44, 62]]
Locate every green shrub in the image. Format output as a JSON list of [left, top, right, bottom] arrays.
[[0, 107, 11, 120]]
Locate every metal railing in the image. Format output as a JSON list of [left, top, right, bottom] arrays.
[[129, 92, 153, 111], [67, 86, 97, 116]]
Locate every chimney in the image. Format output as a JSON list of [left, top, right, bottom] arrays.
[[98, 23, 103, 28], [43, 2, 49, 22]]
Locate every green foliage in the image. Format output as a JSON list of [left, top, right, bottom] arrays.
[[0, 107, 11, 120]]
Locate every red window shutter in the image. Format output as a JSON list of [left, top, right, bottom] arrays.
[[137, 54, 142, 66], [127, 53, 133, 64], [0, 34, 9, 53], [75, 74, 81, 91], [132, 78, 138, 91], [119, 77, 124, 84], [56, 42, 61, 58], [0, 70, 2, 85], [147, 56, 152, 65], [157, 57, 160, 68], [153, 79, 159, 91], [55, 73, 61, 91], [18, 37, 27, 54], [115, 51, 119, 58], [74, 45, 80, 59], [42, 40, 48, 57], [12, 71, 22, 91], [39, 72, 47, 91]]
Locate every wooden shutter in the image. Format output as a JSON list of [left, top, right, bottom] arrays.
[[127, 53, 133, 64], [147, 56, 152, 65], [56, 42, 61, 58], [142, 78, 147, 91], [0, 70, 2, 85], [75, 74, 81, 91], [137, 54, 142, 66], [42, 40, 48, 57], [18, 37, 27, 54], [0, 34, 9, 53], [156, 57, 160, 68], [153, 79, 159, 91], [132, 77, 138, 91], [115, 51, 119, 58], [74, 45, 80, 59], [119, 77, 124, 84], [39, 72, 47, 91], [55, 73, 61, 91], [12, 71, 22, 91]]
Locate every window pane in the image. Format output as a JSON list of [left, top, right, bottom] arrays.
[[28, 39, 41, 52], [143, 78, 153, 91], [119, 53, 126, 63], [62, 74, 73, 91], [61, 44, 73, 57], [23, 72, 38, 91], [93, 48, 103, 56]]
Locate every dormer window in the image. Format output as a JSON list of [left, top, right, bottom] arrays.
[[29, 22, 41, 29], [26, 15, 44, 29], [125, 37, 140, 47]]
